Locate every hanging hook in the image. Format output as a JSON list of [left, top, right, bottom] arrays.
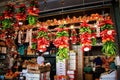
[[102, 0, 105, 17], [43, 0, 47, 10], [60, 0, 65, 13], [82, 0, 85, 16], [60, 0, 65, 20]]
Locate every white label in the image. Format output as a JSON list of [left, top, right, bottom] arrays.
[[56, 59, 66, 75]]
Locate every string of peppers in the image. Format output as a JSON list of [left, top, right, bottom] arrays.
[[80, 21, 91, 52], [70, 29, 78, 44], [27, 0, 39, 25], [79, 21, 97, 52], [99, 18, 116, 56], [53, 25, 69, 61], [2, 4, 14, 30], [37, 27, 50, 52], [15, 4, 26, 25]]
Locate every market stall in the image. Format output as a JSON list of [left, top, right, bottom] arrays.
[[0, 0, 119, 80]]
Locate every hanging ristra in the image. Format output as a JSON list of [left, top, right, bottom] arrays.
[[99, 18, 117, 56], [15, 4, 26, 25], [53, 25, 69, 61], [70, 29, 77, 44], [27, 0, 40, 25], [37, 27, 50, 52], [79, 21, 92, 52], [2, 4, 14, 30]]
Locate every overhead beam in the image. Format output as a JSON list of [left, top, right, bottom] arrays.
[[39, 0, 112, 17]]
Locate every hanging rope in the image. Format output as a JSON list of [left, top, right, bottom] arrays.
[[43, 0, 47, 10], [60, 0, 65, 18]]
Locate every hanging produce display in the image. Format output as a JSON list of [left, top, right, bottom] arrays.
[[79, 21, 92, 52], [37, 27, 50, 52], [2, 4, 14, 30], [3, 4, 14, 19], [1, 4, 18, 48], [79, 21, 97, 52], [53, 25, 69, 61], [99, 18, 117, 56], [0, 0, 117, 58], [40, 13, 102, 27], [27, 0, 39, 25], [70, 29, 77, 44], [15, 4, 26, 23]]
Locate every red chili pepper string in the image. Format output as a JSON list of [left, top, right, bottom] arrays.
[[80, 21, 90, 27], [16, 13, 26, 21], [27, 7, 39, 15], [71, 36, 77, 44], [99, 19, 113, 27], [91, 33, 96, 38], [37, 37, 49, 52], [3, 4, 14, 19], [4, 11, 14, 19], [79, 21, 94, 52], [37, 26, 49, 52], [38, 27, 48, 32], [100, 29, 116, 43], [80, 33, 91, 39], [71, 29, 77, 44], [53, 36, 69, 48], [55, 27, 63, 32]]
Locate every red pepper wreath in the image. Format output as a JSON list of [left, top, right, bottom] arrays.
[[79, 21, 92, 52], [3, 4, 14, 19], [15, 4, 26, 21], [53, 25, 69, 61], [99, 19, 117, 56], [70, 29, 77, 44], [37, 27, 50, 52], [2, 4, 14, 30], [27, 0, 40, 25]]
